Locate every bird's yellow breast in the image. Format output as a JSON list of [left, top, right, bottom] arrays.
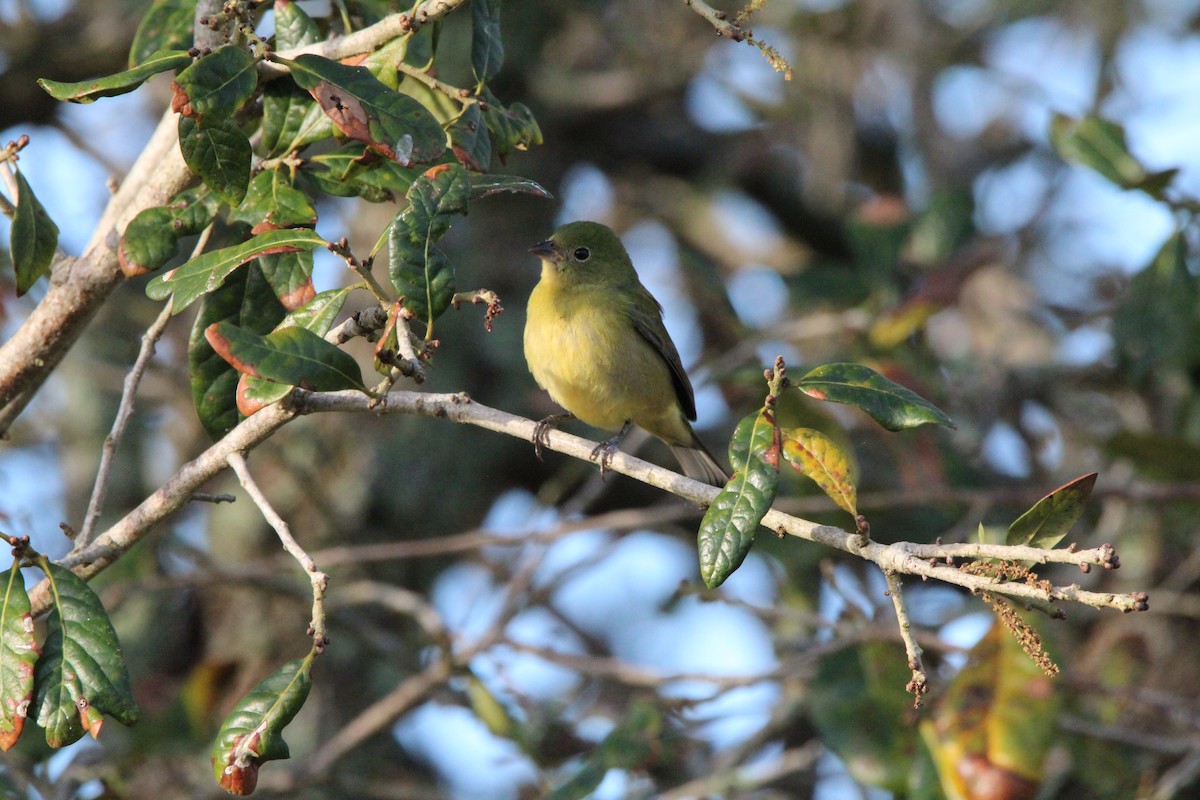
[[524, 273, 690, 442]]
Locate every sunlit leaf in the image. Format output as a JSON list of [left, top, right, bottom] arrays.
[[1050, 113, 1178, 198], [1006, 473, 1096, 550], [129, 0, 196, 67], [796, 363, 954, 431], [172, 45, 258, 120], [388, 164, 470, 329], [238, 286, 354, 413], [273, 0, 321, 50], [9, 168, 60, 296], [0, 567, 38, 752], [189, 261, 287, 440], [261, 84, 315, 157], [178, 115, 252, 205], [211, 657, 313, 795], [230, 169, 318, 232], [781, 427, 858, 517], [34, 564, 139, 748], [39, 50, 192, 103], [277, 53, 445, 165], [697, 410, 780, 588], [206, 321, 367, 393], [147, 228, 326, 313]]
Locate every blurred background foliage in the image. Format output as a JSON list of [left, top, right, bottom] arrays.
[[2, 0, 1199, 798]]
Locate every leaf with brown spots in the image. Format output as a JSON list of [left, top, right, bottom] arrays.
[[276, 53, 445, 165]]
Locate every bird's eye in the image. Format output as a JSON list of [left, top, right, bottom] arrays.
[[573, 247, 591, 262]]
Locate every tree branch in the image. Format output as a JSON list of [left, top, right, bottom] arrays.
[[227, 452, 329, 653], [28, 390, 1149, 619]]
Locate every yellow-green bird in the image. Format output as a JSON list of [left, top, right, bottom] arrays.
[[524, 220, 728, 486]]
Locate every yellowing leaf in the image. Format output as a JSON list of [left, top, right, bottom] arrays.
[[782, 427, 858, 517]]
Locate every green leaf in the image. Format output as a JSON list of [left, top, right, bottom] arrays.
[[284, 96, 339, 154], [39, 49, 192, 104], [178, 115, 252, 205], [277, 53, 446, 165], [1049, 113, 1179, 198], [212, 657, 313, 795], [118, 206, 178, 277], [449, 104, 492, 171], [257, 250, 316, 311], [1113, 231, 1200, 381], [189, 261, 287, 440], [261, 84, 315, 157], [9, 168, 60, 297], [277, 286, 353, 336], [1006, 473, 1096, 550], [0, 567, 38, 752], [362, 35, 410, 90], [34, 564, 139, 748], [273, 0, 321, 51], [147, 228, 326, 313], [230, 169, 318, 231], [129, 0, 196, 67], [166, 184, 221, 236], [469, 173, 551, 201], [697, 410, 780, 588], [206, 322, 367, 393], [172, 45, 258, 120], [481, 90, 542, 161], [781, 427, 858, 517], [388, 164, 470, 329], [238, 286, 356, 412], [796, 363, 954, 431], [471, 0, 504, 84]]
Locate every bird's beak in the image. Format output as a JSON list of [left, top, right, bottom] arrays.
[[529, 239, 561, 262]]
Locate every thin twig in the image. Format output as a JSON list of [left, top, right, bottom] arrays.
[[227, 452, 329, 652], [658, 741, 823, 800], [331, 580, 449, 646], [301, 654, 453, 777], [76, 302, 174, 547], [883, 570, 927, 706], [79, 225, 214, 547], [684, 0, 749, 41], [397, 62, 476, 104]]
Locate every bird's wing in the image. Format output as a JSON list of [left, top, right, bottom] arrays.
[[629, 295, 698, 422]]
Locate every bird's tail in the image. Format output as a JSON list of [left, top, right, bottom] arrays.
[[670, 440, 729, 486]]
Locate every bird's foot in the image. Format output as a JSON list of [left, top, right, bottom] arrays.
[[532, 412, 575, 460], [589, 421, 633, 479]]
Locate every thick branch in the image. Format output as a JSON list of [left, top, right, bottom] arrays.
[[29, 390, 1148, 618]]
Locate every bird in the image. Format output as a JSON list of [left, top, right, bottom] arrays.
[[523, 220, 728, 486]]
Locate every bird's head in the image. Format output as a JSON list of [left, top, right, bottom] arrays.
[[529, 221, 636, 288]]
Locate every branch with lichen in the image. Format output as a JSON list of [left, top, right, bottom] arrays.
[[685, 0, 794, 79]]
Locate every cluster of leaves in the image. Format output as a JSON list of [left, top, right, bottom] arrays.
[[696, 359, 954, 588], [36, 0, 546, 446], [0, 554, 138, 754], [10, 0, 549, 794]]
